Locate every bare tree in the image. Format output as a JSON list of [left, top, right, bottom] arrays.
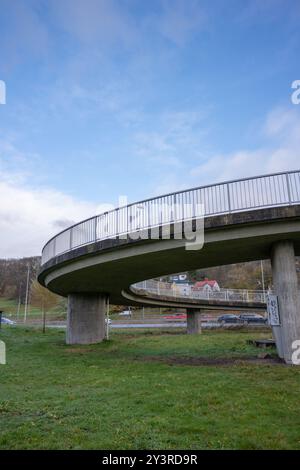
[[30, 281, 61, 333], [0, 256, 41, 301]]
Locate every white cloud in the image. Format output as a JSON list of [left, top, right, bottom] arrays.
[[135, 131, 182, 168], [46, 79, 144, 129], [264, 106, 299, 139], [146, 106, 300, 196], [190, 106, 300, 184], [2, 103, 299, 259], [0, 137, 112, 258], [134, 109, 209, 170], [0, 135, 41, 183], [0, 176, 111, 258]]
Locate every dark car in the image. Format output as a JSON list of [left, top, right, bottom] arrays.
[[217, 314, 240, 324], [238, 313, 267, 324]]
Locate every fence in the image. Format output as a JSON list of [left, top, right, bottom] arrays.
[[42, 170, 300, 264], [132, 279, 268, 304]]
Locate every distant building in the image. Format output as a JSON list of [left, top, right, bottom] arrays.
[[192, 279, 220, 293], [172, 282, 191, 296], [169, 274, 188, 283], [169, 274, 191, 296]]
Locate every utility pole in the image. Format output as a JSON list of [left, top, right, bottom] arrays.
[[24, 265, 30, 323], [105, 295, 110, 340], [261, 260, 266, 301], [16, 293, 21, 321]]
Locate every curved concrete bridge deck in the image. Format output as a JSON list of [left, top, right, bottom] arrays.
[[130, 281, 267, 312], [39, 170, 300, 364]]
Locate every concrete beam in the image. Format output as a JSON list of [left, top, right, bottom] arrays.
[[187, 309, 202, 334], [39, 206, 300, 303], [66, 293, 106, 345], [271, 240, 300, 364]]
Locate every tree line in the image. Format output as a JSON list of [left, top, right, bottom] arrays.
[[1, 256, 299, 306], [0, 256, 41, 302]]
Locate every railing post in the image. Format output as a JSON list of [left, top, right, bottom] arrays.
[[286, 172, 292, 204], [147, 202, 150, 228], [115, 209, 118, 238], [127, 206, 129, 235], [227, 183, 232, 213], [94, 217, 97, 242], [174, 193, 177, 221]]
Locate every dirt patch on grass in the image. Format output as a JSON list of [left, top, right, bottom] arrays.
[[138, 355, 285, 367], [118, 330, 185, 339], [64, 347, 94, 354]]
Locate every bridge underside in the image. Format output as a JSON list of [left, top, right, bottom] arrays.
[[39, 206, 300, 364]]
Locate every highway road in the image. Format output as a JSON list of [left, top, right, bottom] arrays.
[[47, 321, 269, 329]]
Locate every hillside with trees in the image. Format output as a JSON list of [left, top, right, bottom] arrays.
[[1, 256, 299, 307], [166, 258, 300, 290], [0, 257, 41, 302]]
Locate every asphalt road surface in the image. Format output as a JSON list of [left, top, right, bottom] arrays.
[[47, 321, 268, 329]]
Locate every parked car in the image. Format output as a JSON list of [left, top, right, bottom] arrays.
[[217, 314, 240, 324], [119, 310, 131, 317], [164, 313, 187, 322], [238, 313, 267, 324], [0, 316, 16, 325]]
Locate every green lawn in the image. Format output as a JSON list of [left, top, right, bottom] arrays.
[[0, 327, 300, 450], [0, 297, 41, 317], [0, 297, 66, 322]]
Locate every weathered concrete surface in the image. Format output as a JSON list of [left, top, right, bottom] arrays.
[[187, 309, 202, 334], [37, 205, 300, 354], [271, 325, 284, 359], [38, 205, 300, 308], [66, 293, 106, 344], [271, 241, 300, 364]]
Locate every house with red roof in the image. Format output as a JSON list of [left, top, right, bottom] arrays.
[[192, 279, 220, 293]]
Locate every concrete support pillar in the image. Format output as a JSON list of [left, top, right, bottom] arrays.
[[271, 325, 284, 359], [187, 309, 202, 334], [271, 240, 300, 364], [66, 293, 106, 345]]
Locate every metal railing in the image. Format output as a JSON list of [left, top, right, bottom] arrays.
[[41, 169, 300, 264], [132, 280, 268, 304]]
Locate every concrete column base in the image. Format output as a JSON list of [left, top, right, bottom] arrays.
[[187, 309, 202, 334], [271, 325, 284, 359], [271, 240, 300, 364], [66, 293, 106, 345]]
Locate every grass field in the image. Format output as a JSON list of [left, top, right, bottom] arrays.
[[0, 326, 300, 450], [0, 297, 66, 322], [0, 296, 167, 323]]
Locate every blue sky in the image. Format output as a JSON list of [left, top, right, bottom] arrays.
[[0, 0, 300, 256]]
